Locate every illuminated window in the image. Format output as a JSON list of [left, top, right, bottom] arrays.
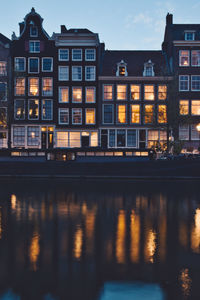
[[185, 32, 195, 41], [148, 130, 159, 148], [0, 62, 7, 75], [42, 78, 53, 96], [28, 78, 39, 96], [58, 66, 69, 81], [42, 100, 53, 120], [85, 49, 96, 61], [15, 58, 25, 72], [116, 60, 128, 76], [69, 132, 81, 147], [72, 49, 82, 61], [59, 108, 69, 124], [28, 58, 39, 73], [30, 26, 38, 37], [72, 66, 82, 81], [117, 105, 126, 123], [179, 76, 189, 91], [13, 126, 25, 146], [103, 85, 113, 100], [86, 87, 95, 103], [28, 99, 39, 120], [56, 132, 69, 148], [191, 76, 200, 91], [58, 49, 69, 61], [179, 100, 189, 115], [0, 108, 7, 126], [103, 104, 113, 124], [179, 124, 189, 140], [29, 41, 40, 53], [72, 87, 82, 103], [59, 87, 69, 103], [131, 105, 140, 123], [72, 108, 82, 124], [191, 100, 200, 115], [144, 85, 154, 100], [158, 85, 167, 100], [143, 60, 154, 76], [158, 105, 167, 123], [91, 132, 98, 146], [191, 125, 199, 140], [27, 126, 40, 146], [144, 105, 154, 123], [14, 99, 25, 120], [15, 78, 25, 96], [117, 85, 127, 100], [86, 108, 95, 124], [0, 82, 7, 100], [85, 66, 95, 81], [191, 50, 200, 66], [42, 58, 53, 72], [179, 50, 189, 66], [130, 85, 140, 100]]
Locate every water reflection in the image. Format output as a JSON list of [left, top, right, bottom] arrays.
[[0, 180, 199, 299]]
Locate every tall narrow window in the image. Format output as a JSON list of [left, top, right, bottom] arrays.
[[14, 99, 25, 120], [15, 78, 25, 96], [143, 60, 154, 76], [117, 85, 127, 100], [13, 126, 25, 146], [179, 75, 189, 91], [30, 26, 38, 37], [127, 130, 136, 147], [72, 87, 82, 103], [15, 58, 25, 72], [72, 108, 82, 124], [191, 76, 200, 91], [72, 49, 82, 61], [158, 105, 167, 123], [0, 108, 7, 126], [28, 78, 39, 96], [0, 82, 7, 100], [179, 50, 189, 66], [42, 100, 53, 120], [191, 100, 200, 115], [131, 105, 140, 123], [117, 105, 126, 123], [29, 41, 40, 53], [58, 66, 69, 81], [117, 130, 126, 147], [58, 49, 69, 61], [86, 87, 95, 103], [85, 49, 95, 61], [158, 85, 167, 100], [59, 87, 69, 103], [103, 104, 113, 124], [59, 108, 69, 124], [42, 58, 53, 72], [42, 78, 53, 96], [191, 50, 200, 66], [72, 66, 82, 81], [29, 58, 39, 73], [103, 85, 113, 100], [144, 85, 154, 100], [179, 100, 189, 115], [179, 125, 189, 140], [28, 99, 39, 120], [27, 126, 40, 146], [86, 108, 95, 124], [0, 62, 7, 75], [85, 66, 95, 81], [130, 85, 140, 100], [144, 105, 154, 124]]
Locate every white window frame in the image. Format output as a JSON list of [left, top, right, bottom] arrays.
[[85, 66, 96, 81], [29, 40, 40, 53], [72, 66, 82, 81], [58, 49, 69, 61], [42, 99, 53, 121], [28, 57, 39, 74], [14, 57, 26, 72], [179, 75, 189, 91], [42, 57, 53, 72], [72, 87, 82, 103], [184, 32, 195, 41], [72, 108, 82, 125], [58, 108, 69, 124], [191, 50, 200, 67], [116, 84, 127, 101], [85, 108, 96, 125], [0, 61, 7, 75], [179, 50, 190, 67], [28, 99, 39, 120], [85, 87, 96, 103], [58, 66, 69, 81], [42, 77, 53, 97], [72, 49, 82, 61], [85, 49, 96, 61], [130, 104, 141, 124], [28, 77, 39, 96], [14, 99, 25, 120], [102, 104, 114, 125], [58, 87, 69, 103], [191, 75, 200, 91], [179, 124, 189, 140], [103, 84, 113, 101], [191, 100, 200, 115], [130, 84, 141, 101], [116, 104, 127, 124], [14, 78, 25, 96]]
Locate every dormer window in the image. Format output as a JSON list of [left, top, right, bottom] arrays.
[[30, 26, 38, 37], [184, 31, 195, 41], [116, 60, 128, 77], [143, 60, 154, 77]]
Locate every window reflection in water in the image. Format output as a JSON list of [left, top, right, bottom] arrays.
[[191, 208, 200, 253], [179, 268, 192, 298], [29, 230, 40, 271], [73, 226, 83, 260], [11, 194, 17, 210], [130, 210, 140, 263], [85, 210, 96, 255], [145, 226, 157, 263], [116, 210, 126, 264]]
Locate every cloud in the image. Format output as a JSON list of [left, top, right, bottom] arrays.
[[125, 12, 153, 29]]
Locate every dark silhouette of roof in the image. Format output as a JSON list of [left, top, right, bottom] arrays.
[[0, 33, 10, 45], [169, 24, 200, 41], [66, 28, 94, 34]]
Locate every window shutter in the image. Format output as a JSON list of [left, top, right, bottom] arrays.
[[25, 41, 29, 51], [40, 41, 45, 51]]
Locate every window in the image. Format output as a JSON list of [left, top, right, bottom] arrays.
[[144, 105, 154, 124], [85, 49, 95, 61], [143, 60, 154, 76], [59, 87, 69, 103], [86, 108, 95, 124], [59, 108, 69, 124], [109, 130, 115, 147], [131, 105, 140, 123], [116, 60, 128, 76], [42, 78, 53, 96], [58, 66, 69, 81], [69, 132, 81, 147], [56, 132, 69, 148], [13, 126, 25, 146], [0, 108, 7, 125], [42, 58, 53, 72], [28, 78, 39, 96], [117, 130, 125, 147], [103, 104, 113, 124], [72, 87, 82, 103], [72, 49, 82, 61], [14, 99, 25, 120], [0, 82, 7, 100], [158, 105, 167, 123], [15, 78, 25, 96], [185, 32, 195, 41], [144, 85, 154, 100], [117, 85, 127, 100], [72, 108, 82, 124], [58, 49, 69, 61], [158, 85, 167, 100], [72, 66, 82, 81], [127, 130, 136, 147], [179, 124, 189, 140], [191, 50, 200, 66], [179, 75, 189, 91], [91, 132, 98, 147], [30, 26, 38, 37], [179, 100, 189, 115], [148, 130, 159, 148], [85, 66, 95, 81], [191, 100, 200, 115], [103, 85, 113, 100], [130, 85, 140, 100], [28, 58, 39, 73], [117, 105, 126, 123], [27, 126, 40, 146], [86, 87, 95, 103], [29, 41, 40, 53], [15, 58, 25, 72], [0, 62, 7, 75], [179, 50, 189, 66], [191, 125, 199, 140], [28, 99, 39, 120], [42, 100, 53, 120], [191, 76, 200, 91]]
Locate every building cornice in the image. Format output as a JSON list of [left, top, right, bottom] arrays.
[[98, 76, 173, 81], [173, 41, 200, 46]]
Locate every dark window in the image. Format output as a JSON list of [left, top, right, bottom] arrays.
[[29, 58, 39, 73], [117, 130, 125, 147], [103, 105, 113, 124]]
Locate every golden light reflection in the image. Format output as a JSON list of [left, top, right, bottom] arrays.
[[158, 216, 166, 262], [116, 210, 126, 264], [29, 231, 40, 271], [85, 211, 96, 255], [179, 268, 192, 298], [179, 222, 188, 249], [145, 228, 157, 263], [73, 227, 83, 260], [11, 194, 17, 210], [130, 210, 140, 263], [191, 208, 200, 253]]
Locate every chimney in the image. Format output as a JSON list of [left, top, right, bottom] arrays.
[[61, 25, 67, 33], [19, 22, 25, 35], [166, 13, 173, 25]]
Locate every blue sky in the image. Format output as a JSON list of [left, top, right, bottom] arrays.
[[1, 0, 200, 50]]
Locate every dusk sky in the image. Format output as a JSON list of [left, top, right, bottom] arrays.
[[1, 0, 200, 50]]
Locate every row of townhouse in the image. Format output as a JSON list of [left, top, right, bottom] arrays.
[[0, 8, 200, 158]]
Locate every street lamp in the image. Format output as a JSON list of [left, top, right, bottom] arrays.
[[196, 123, 200, 153]]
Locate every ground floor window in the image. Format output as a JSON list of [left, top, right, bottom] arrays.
[[179, 125, 189, 140], [56, 131, 98, 148], [117, 130, 126, 147], [27, 126, 40, 146], [13, 126, 25, 146], [127, 130, 137, 147], [148, 130, 167, 149], [0, 131, 7, 148], [107, 129, 137, 148]]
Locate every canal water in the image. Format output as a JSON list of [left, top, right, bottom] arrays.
[[0, 179, 199, 300]]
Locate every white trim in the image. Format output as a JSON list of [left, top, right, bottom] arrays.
[[116, 84, 127, 101], [58, 108, 69, 124], [58, 86, 69, 103], [103, 84, 113, 101], [102, 104, 114, 125], [72, 66, 82, 81], [42, 77, 53, 96], [184, 31, 195, 41], [29, 40, 40, 53], [191, 50, 200, 67], [28, 77, 39, 96], [14, 78, 25, 96], [42, 99, 53, 120], [116, 104, 127, 124], [14, 57, 26, 72], [58, 49, 69, 61], [72, 108, 82, 125], [179, 75, 189, 91], [42, 57, 53, 72], [85, 86, 96, 103], [72, 49, 82, 61], [85, 49, 96, 61], [99, 76, 173, 81], [72, 86, 82, 103], [130, 84, 141, 101], [85, 108, 96, 125], [14, 99, 25, 120], [130, 104, 141, 124], [28, 99, 39, 120], [85, 66, 96, 81], [179, 50, 190, 67], [58, 66, 69, 81], [28, 57, 39, 74], [191, 100, 200, 115], [191, 75, 200, 91], [144, 84, 155, 101]]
